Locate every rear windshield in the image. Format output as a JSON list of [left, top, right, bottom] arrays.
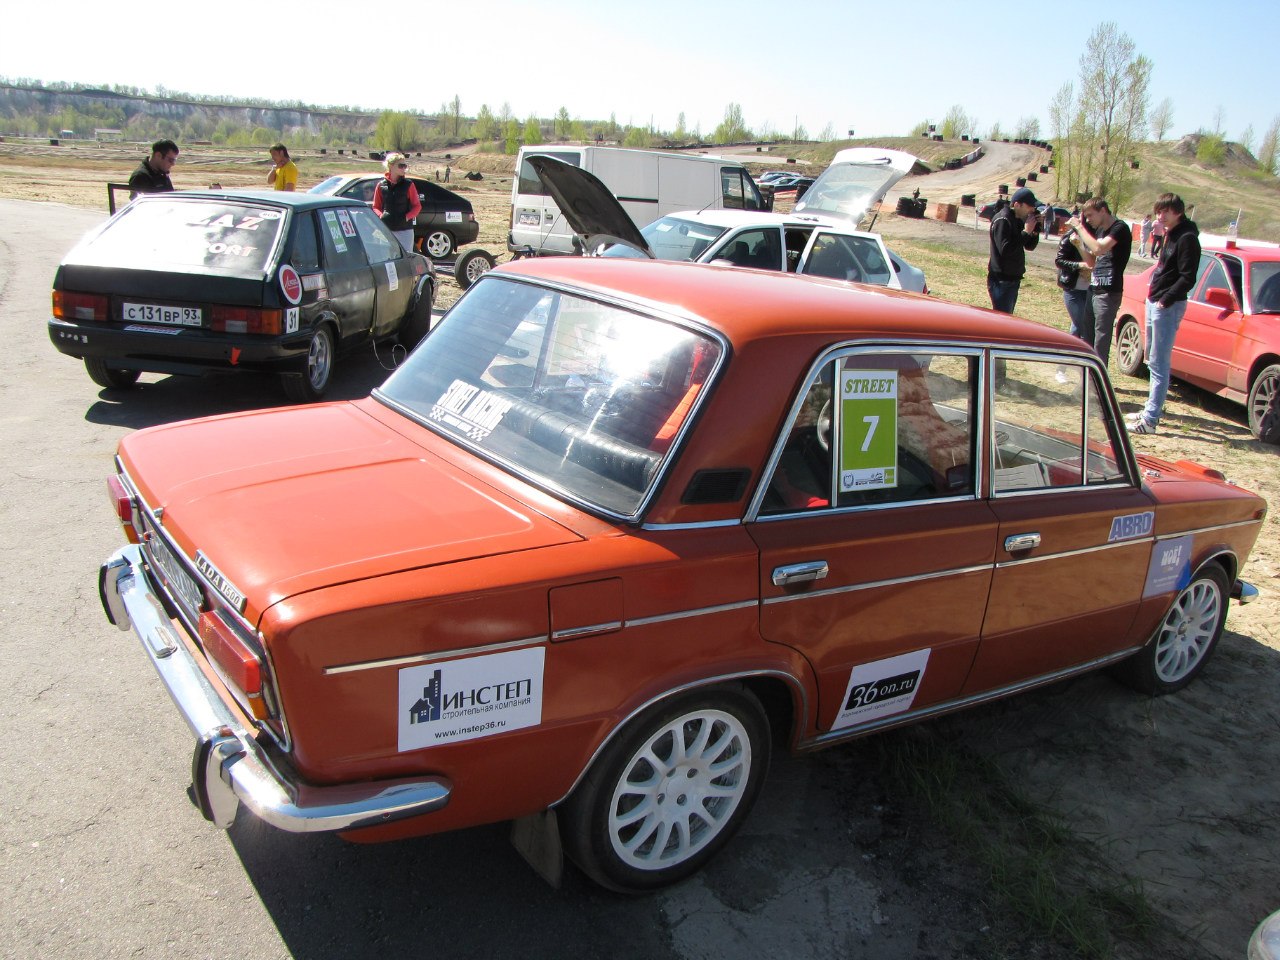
[[74, 198, 286, 277], [308, 176, 345, 195], [517, 151, 582, 196]]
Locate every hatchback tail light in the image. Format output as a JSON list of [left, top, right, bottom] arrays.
[[106, 474, 140, 543], [53, 290, 108, 321], [199, 611, 271, 720], [209, 306, 283, 335]]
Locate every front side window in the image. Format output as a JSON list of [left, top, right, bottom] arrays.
[[1194, 257, 1231, 303], [376, 277, 722, 518], [762, 351, 977, 514], [714, 228, 782, 269], [992, 359, 1125, 492], [721, 168, 764, 211], [351, 206, 402, 263]]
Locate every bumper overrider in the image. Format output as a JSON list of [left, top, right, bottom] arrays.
[[100, 544, 451, 833]]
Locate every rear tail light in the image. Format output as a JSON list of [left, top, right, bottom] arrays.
[[53, 290, 108, 321], [199, 611, 271, 720], [209, 306, 283, 335], [106, 474, 140, 544]]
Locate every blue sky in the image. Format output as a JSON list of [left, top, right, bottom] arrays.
[[3, 0, 1275, 145]]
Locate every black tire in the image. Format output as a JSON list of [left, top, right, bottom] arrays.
[[279, 325, 335, 403], [398, 280, 436, 349], [453, 249, 495, 289], [423, 229, 454, 260], [562, 684, 770, 893], [1115, 316, 1147, 377], [1113, 565, 1229, 695], [1247, 363, 1280, 444], [85, 358, 140, 389]]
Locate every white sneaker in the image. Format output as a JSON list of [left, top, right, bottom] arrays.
[[1128, 419, 1157, 434]]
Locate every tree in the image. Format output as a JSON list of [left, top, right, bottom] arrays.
[[1150, 98, 1174, 140], [1015, 116, 1040, 140], [713, 103, 749, 144], [819, 122, 836, 142], [940, 105, 975, 140], [474, 104, 495, 141], [623, 125, 651, 148], [375, 110, 423, 151], [523, 115, 542, 146], [674, 112, 687, 140], [988, 122, 1005, 141], [1257, 116, 1280, 175], [1211, 105, 1226, 137], [451, 95, 462, 139], [554, 107, 571, 139]]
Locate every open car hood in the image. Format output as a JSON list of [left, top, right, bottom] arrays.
[[794, 147, 919, 224], [526, 155, 653, 257]]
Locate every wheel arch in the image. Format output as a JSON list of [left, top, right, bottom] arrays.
[[1246, 353, 1280, 391]]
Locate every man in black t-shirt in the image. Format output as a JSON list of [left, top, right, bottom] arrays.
[[1066, 198, 1131, 366], [127, 139, 179, 199]]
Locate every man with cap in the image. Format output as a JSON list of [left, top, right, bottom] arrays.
[[1066, 197, 1132, 366], [986, 187, 1041, 314]]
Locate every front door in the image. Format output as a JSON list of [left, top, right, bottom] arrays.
[[350, 207, 416, 338]]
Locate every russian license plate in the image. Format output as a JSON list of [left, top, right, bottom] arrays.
[[123, 302, 202, 326], [146, 535, 204, 615], [518, 212, 540, 226]]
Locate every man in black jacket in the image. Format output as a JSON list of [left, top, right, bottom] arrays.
[[986, 187, 1041, 313], [127, 139, 179, 199], [1126, 194, 1200, 434]]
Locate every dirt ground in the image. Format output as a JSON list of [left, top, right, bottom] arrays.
[[5, 139, 1278, 958]]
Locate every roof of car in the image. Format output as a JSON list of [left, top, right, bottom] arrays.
[[1203, 240, 1280, 261], [137, 189, 365, 211], [653, 209, 860, 231], [494, 256, 1088, 354]]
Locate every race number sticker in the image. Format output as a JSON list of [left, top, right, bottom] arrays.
[[398, 647, 544, 751], [1144, 535, 1193, 597], [322, 210, 347, 253], [429, 379, 513, 441], [285, 307, 299, 334], [839, 367, 898, 492], [833, 649, 930, 730], [385, 261, 399, 291], [337, 209, 357, 238]]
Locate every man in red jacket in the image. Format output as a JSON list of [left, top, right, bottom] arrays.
[[1127, 193, 1200, 435]]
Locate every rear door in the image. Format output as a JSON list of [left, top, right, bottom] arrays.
[[511, 148, 584, 253], [797, 230, 900, 288]]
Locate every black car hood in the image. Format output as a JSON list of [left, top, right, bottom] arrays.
[[525, 155, 652, 256]]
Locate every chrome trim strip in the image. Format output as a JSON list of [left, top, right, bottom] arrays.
[[626, 599, 757, 628], [996, 538, 1149, 567], [763, 563, 990, 606], [552, 621, 623, 641], [641, 518, 742, 531], [802, 646, 1141, 750], [325, 635, 547, 675], [102, 544, 451, 833], [1159, 518, 1263, 538]]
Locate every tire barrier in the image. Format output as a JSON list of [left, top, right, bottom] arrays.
[[1028, 172, 1038, 181], [1016, 177, 1027, 187], [1040, 165, 1049, 174], [896, 197, 927, 218], [998, 184, 1008, 194], [960, 194, 976, 207]]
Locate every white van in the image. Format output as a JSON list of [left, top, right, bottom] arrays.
[[509, 146, 766, 255]]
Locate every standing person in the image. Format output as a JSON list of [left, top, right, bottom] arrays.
[[1150, 214, 1166, 259], [372, 152, 422, 252], [1139, 213, 1153, 257], [986, 186, 1041, 314], [127, 139, 179, 199], [1066, 198, 1132, 366], [1126, 194, 1201, 435], [1055, 224, 1094, 347], [267, 143, 298, 192]]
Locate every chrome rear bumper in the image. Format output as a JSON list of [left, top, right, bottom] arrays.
[[100, 545, 451, 833]]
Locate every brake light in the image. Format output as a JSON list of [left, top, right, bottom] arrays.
[[199, 611, 269, 719], [209, 306, 283, 335], [106, 474, 140, 543], [53, 290, 108, 321]]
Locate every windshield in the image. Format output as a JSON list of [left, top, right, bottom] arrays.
[[376, 276, 723, 518], [308, 176, 345, 195], [616, 216, 727, 262], [796, 161, 903, 222], [73, 198, 285, 276], [1249, 258, 1280, 312]]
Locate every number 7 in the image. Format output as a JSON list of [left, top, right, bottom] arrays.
[[861, 415, 879, 452]]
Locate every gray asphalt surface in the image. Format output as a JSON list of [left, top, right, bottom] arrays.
[[0, 198, 999, 960]]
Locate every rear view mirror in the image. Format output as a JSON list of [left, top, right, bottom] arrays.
[[1204, 287, 1236, 311]]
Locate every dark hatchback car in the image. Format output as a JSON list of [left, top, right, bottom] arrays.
[[49, 191, 436, 402], [309, 175, 480, 259]]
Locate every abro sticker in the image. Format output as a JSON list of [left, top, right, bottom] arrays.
[[833, 649, 930, 730], [1108, 511, 1154, 542], [398, 647, 544, 751]]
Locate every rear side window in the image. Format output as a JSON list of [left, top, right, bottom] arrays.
[[290, 212, 321, 272], [317, 208, 368, 271], [75, 199, 285, 276]]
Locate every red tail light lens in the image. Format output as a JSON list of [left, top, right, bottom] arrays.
[[199, 611, 269, 720], [209, 306, 283, 335], [106, 474, 140, 543], [53, 290, 108, 321]]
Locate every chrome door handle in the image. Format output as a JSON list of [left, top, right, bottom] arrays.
[[1004, 533, 1041, 552], [772, 560, 829, 587]]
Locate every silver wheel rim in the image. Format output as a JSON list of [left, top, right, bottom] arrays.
[[426, 231, 452, 258], [608, 708, 751, 870], [1117, 322, 1141, 369], [1250, 371, 1278, 429], [307, 330, 332, 390], [465, 255, 492, 282], [1153, 578, 1222, 683]]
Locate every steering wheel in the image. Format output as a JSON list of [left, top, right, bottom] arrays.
[[817, 400, 833, 451]]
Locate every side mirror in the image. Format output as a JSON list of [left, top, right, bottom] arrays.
[[1204, 287, 1236, 311]]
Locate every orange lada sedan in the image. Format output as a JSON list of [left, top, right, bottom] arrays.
[[100, 257, 1266, 893]]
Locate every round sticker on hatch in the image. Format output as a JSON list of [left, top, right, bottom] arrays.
[[279, 264, 302, 304]]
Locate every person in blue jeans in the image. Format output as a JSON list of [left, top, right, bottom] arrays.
[[1128, 193, 1200, 434], [986, 187, 1041, 314]]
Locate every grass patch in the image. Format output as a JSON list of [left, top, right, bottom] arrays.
[[871, 727, 1163, 959]]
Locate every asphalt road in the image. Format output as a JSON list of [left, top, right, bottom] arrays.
[[0, 198, 998, 960]]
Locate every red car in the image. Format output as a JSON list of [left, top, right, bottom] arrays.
[[100, 258, 1265, 892], [1116, 240, 1280, 443]]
